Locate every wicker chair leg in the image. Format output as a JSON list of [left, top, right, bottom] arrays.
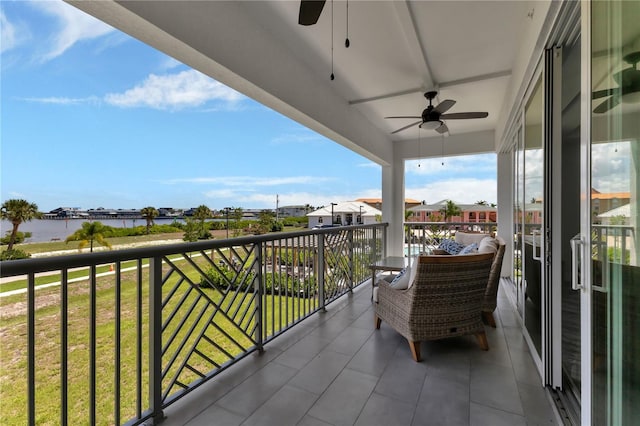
[[375, 315, 382, 329], [482, 311, 497, 328], [475, 332, 489, 351], [409, 341, 421, 362]]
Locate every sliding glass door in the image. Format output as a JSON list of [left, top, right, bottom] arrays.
[[580, 1, 640, 423]]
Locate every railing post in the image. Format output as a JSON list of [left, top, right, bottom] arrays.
[[27, 273, 35, 426], [254, 243, 264, 353], [318, 234, 326, 312], [348, 229, 354, 292], [382, 224, 388, 258], [149, 257, 164, 424]]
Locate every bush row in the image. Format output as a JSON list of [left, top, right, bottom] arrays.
[[199, 267, 317, 298]]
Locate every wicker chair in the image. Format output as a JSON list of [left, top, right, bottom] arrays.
[[481, 236, 506, 328], [374, 253, 494, 362]]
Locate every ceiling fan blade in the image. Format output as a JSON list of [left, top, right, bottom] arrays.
[[391, 120, 422, 134], [440, 112, 489, 120], [299, 0, 326, 25], [435, 123, 449, 134], [594, 96, 620, 114], [433, 99, 456, 114], [592, 88, 620, 99], [384, 116, 421, 119]]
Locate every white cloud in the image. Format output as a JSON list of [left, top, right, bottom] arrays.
[[105, 70, 245, 110], [1, 10, 20, 53], [357, 161, 379, 169], [164, 175, 334, 187], [406, 178, 497, 205], [20, 96, 100, 105], [271, 132, 323, 145], [34, 0, 115, 61], [591, 141, 631, 193]]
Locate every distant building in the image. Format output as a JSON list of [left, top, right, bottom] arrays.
[[277, 205, 311, 218], [408, 200, 497, 223], [45, 207, 87, 219], [356, 198, 421, 211], [591, 189, 630, 217], [307, 201, 381, 227]]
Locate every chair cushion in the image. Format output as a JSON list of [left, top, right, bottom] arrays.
[[438, 239, 465, 255], [459, 242, 479, 255], [478, 236, 499, 254], [455, 232, 491, 246], [390, 265, 411, 290]]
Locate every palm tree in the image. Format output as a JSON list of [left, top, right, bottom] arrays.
[[1, 199, 41, 250], [65, 221, 112, 253], [440, 200, 462, 222], [140, 206, 159, 234], [193, 205, 212, 238], [475, 200, 488, 205]]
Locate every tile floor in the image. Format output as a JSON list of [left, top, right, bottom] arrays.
[[162, 282, 561, 426]]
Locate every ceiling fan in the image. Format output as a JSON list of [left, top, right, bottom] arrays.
[[298, 0, 326, 26], [592, 51, 640, 113], [385, 91, 489, 134]]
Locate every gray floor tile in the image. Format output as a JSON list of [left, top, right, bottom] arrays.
[[509, 348, 543, 387], [413, 375, 470, 426], [470, 361, 524, 415], [325, 326, 373, 356], [241, 384, 318, 426], [274, 334, 333, 370], [355, 391, 415, 426], [296, 415, 334, 426], [470, 402, 526, 426], [307, 368, 378, 426], [374, 346, 428, 404], [347, 335, 400, 378], [184, 405, 244, 426], [517, 382, 558, 425], [424, 353, 471, 385], [288, 349, 352, 394], [216, 362, 298, 417]]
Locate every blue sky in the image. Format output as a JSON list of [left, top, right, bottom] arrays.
[[1, 1, 497, 213]]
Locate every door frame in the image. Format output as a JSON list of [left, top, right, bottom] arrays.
[[578, 2, 593, 423]]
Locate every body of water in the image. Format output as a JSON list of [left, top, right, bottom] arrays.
[[0, 218, 185, 244]]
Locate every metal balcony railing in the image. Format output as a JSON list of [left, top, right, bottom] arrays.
[[0, 223, 387, 426]]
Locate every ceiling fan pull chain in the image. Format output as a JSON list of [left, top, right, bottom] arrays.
[[418, 127, 422, 168], [345, 0, 350, 48], [441, 135, 445, 166], [330, 0, 335, 80]]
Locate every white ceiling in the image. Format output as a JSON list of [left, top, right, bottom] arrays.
[[69, 0, 552, 164]]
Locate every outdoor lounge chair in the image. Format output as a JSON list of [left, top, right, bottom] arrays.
[[481, 236, 506, 327], [374, 252, 494, 362]]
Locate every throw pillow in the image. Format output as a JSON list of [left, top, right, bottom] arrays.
[[478, 236, 499, 254], [459, 242, 479, 255], [438, 239, 465, 255], [389, 265, 411, 290], [455, 232, 490, 246], [407, 258, 419, 289]]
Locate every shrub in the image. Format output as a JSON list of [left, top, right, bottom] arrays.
[[200, 267, 254, 291], [0, 249, 32, 260], [1, 231, 31, 245]]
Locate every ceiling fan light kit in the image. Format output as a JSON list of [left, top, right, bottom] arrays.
[[420, 121, 442, 130]]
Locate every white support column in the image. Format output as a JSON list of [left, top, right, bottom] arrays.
[[497, 151, 513, 276], [382, 157, 405, 257]]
